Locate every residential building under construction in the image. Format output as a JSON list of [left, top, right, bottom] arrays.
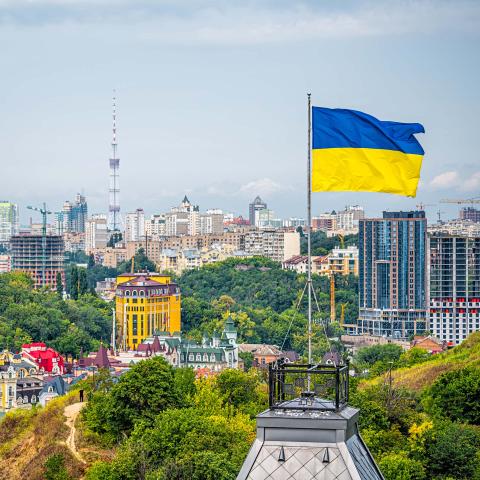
[[10, 235, 65, 289]]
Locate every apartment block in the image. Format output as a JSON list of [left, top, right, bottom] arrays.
[[429, 232, 480, 345], [85, 214, 108, 254], [358, 211, 427, 339], [244, 230, 300, 262], [0, 201, 19, 245]]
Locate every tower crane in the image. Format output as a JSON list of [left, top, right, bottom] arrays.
[[27, 203, 52, 288], [416, 202, 435, 210], [440, 197, 480, 206]]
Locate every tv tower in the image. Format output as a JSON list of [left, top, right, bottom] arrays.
[[108, 92, 121, 231]]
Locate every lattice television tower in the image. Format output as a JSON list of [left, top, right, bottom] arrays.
[[108, 92, 121, 231]]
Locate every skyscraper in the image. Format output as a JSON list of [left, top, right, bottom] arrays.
[[58, 194, 88, 234], [248, 196, 267, 226], [125, 209, 146, 242], [358, 211, 427, 338], [108, 93, 121, 231], [0, 201, 19, 245], [429, 232, 480, 345]]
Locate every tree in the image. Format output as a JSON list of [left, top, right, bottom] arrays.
[[356, 344, 403, 367], [378, 453, 426, 480], [69, 265, 79, 300], [78, 268, 89, 296], [83, 356, 180, 439], [56, 272, 63, 297], [88, 254, 95, 269], [424, 421, 480, 479], [44, 453, 71, 480], [427, 367, 480, 424], [215, 369, 266, 414]]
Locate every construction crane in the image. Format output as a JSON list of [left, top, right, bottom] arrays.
[[330, 272, 336, 323], [340, 303, 348, 327], [416, 202, 435, 210], [437, 209, 446, 223], [440, 197, 480, 206], [27, 203, 52, 288]]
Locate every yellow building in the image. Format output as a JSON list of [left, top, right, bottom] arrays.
[[115, 272, 181, 350]]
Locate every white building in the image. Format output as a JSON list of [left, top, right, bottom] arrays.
[[125, 208, 145, 242], [245, 230, 300, 262], [85, 214, 108, 254], [145, 214, 166, 239], [335, 205, 364, 233], [0, 201, 19, 245]]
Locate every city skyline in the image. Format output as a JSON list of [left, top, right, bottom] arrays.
[[0, 1, 479, 223]]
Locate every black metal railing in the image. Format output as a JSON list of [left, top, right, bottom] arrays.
[[268, 359, 349, 412]]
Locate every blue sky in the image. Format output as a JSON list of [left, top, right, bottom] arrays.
[[0, 0, 479, 223]]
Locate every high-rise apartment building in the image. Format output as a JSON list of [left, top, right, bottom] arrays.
[[115, 272, 181, 350], [336, 205, 365, 233], [429, 232, 480, 345], [125, 209, 145, 242], [0, 201, 19, 245], [85, 214, 108, 253], [145, 214, 166, 239], [10, 235, 64, 289], [244, 230, 300, 262], [459, 207, 480, 223], [249, 196, 267, 226], [358, 211, 427, 338], [58, 194, 88, 234]]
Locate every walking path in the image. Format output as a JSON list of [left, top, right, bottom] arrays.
[[64, 402, 86, 464]]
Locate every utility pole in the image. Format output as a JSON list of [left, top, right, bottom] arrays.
[[27, 203, 52, 287]]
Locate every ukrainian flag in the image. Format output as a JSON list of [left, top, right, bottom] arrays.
[[312, 107, 425, 197]]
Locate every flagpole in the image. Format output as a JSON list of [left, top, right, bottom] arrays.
[[307, 93, 312, 368]]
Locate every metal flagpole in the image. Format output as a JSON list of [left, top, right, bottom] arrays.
[[307, 93, 313, 368]]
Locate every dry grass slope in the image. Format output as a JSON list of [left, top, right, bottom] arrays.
[[0, 392, 85, 480], [362, 332, 480, 391]]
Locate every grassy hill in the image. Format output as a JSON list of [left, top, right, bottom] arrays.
[[362, 332, 480, 392]]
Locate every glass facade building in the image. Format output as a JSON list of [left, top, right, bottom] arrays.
[[358, 211, 427, 338], [429, 233, 480, 344]]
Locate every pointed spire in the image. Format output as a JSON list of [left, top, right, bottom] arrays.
[[278, 446, 285, 462], [94, 343, 111, 369]]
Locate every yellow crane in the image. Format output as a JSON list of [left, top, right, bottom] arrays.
[[330, 272, 335, 322], [338, 234, 345, 249], [340, 303, 348, 327]]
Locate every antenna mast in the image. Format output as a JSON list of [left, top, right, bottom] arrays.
[[108, 91, 121, 231]]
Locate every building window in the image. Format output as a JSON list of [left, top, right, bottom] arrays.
[[23, 395, 28, 403], [188, 353, 194, 361], [31, 395, 36, 403]]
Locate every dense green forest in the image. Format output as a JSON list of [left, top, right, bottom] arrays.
[[0, 272, 111, 355], [177, 257, 357, 356], [300, 230, 358, 256]]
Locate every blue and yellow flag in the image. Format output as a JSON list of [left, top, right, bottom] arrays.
[[312, 107, 425, 197]]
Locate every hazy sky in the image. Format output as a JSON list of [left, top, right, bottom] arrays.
[[0, 0, 479, 224]]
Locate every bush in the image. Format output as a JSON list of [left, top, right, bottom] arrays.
[[378, 453, 426, 480], [427, 367, 480, 424]]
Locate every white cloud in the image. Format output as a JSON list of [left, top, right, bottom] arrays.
[[429, 171, 460, 190], [463, 171, 480, 192], [238, 178, 291, 197], [0, 1, 479, 45]]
